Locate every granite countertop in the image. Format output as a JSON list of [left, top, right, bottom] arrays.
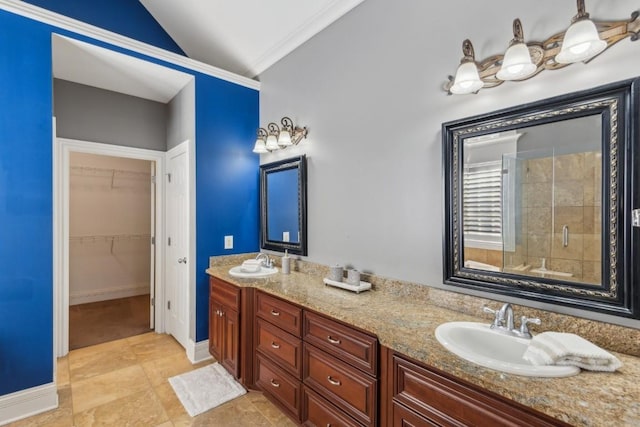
[[206, 265, 640, 427]]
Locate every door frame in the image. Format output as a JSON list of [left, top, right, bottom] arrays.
[[53, 137, 166, 357]]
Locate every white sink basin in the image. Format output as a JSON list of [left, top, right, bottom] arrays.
[[228, 265, 278, 278], [435, 322, 580, 377]]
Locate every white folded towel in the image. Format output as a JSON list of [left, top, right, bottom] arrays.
[[523, 332, 622, 372], [241, 259, 261, 273]]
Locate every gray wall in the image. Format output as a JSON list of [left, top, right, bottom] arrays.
[[518, 115, 601, 155], [54, 79, 167, 151], [259, 0, 640, 327], [167, 79, 195, 150]]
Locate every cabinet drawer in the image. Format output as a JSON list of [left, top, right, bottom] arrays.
[[256, 317, 303, 379], [256, 354, 302, 422], [256, 291, 302, 337], [392, 401, 439, 427], [303, 386, 364, 427], [304, 311, 378, 376], [393, 355, 566, 427], [304, 344, 377, 427], [210, 277, 240, 309]]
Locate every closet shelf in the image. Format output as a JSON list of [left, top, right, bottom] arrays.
[[70, 234, 151, 255], [70, 166, 151, 179], [70, 166, 151, 189], [69, 234, 151, 244]]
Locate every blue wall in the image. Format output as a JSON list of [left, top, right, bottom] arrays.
[[0, 10, 54, 397], [23, 0, 185, 55], [0, 8, 258, 397], [195, 76, 260, 341]]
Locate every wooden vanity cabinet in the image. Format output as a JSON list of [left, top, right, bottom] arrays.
[[208, 277, 254, 385], [388, 351, 569, 427]]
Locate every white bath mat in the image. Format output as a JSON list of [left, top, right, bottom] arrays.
[[169, 363, 247, 417]]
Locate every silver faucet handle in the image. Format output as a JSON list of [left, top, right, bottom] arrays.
[[482, 306, 501, 327], [519, 316, 541, 337]]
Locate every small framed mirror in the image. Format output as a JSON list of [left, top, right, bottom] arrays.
[[260, 155, 308, 255], [443, 78, 639, 319]]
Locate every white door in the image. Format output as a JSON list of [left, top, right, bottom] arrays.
[[165, 142, 190, 348]]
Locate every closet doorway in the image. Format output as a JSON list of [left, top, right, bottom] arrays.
[[55, 139, 166, 356], [68, 152, 155, 350]]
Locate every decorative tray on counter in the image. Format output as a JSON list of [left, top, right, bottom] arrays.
[[323, 277, 371, 293]]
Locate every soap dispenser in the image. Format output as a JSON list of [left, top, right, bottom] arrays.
[[282, 250, 291, 274]]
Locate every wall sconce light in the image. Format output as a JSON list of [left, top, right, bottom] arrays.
[[252, 117, 308, 154], [444, 0, 639, 95]]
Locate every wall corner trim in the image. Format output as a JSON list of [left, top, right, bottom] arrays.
[[186, 339, 213, 364], [0, 383, 58, 426], [244, 0, 366, 77], [0, 0, 260, 91]]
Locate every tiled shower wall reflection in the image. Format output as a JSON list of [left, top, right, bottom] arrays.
[[507, 151, 602, 284]]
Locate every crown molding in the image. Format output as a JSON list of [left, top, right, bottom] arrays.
[[244, 0, 366, 77], [0, 0, 260, 90]]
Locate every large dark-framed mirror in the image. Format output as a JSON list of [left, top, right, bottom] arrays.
[[260, 155, 308, 255], [443, 78, 639, 319]]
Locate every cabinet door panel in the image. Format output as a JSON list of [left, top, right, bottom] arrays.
[[210, 277, 240, 309], [303, 386, 364, 427], [256, 354, 302, 422], [304, 310, 378, 376], [256, 292, 302, 337], [209, 299, 223, 361], [392, 402, 440, 427], [393, 355, 566, 427], [256, 318, 303, 379], [222, 307, 239, 378]]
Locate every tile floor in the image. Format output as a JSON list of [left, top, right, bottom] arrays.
[[7, 332, 297, 427]]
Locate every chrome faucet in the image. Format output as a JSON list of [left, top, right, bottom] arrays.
[[255, 253, 273, 268], [498, 303, 515, 331], [483, 303, 541, 339]]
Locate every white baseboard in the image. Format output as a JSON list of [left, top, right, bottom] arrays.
[[186, 339, 213, 364], [70, 284, 149, 305], [0, 383, 58, 426]]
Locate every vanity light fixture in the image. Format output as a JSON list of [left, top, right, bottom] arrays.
[[450, 40, 484, 95], [444, 0, 639, 95], [496, 19, 537, 81], [252, 117, 308, 153], [556, 1, 606, 63]]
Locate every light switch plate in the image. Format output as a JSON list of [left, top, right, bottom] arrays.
[[224, 235, 233, 249]]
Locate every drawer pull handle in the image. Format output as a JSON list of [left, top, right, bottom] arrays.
[[270, 379, 280, 388], [327, 336, 341, 344], [327, 376, 341, 386], [271, 342, 280, 349], [270, 310, 280, 316]]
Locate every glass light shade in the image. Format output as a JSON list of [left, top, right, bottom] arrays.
[[252, 138, 268, 154], [496, 43, 537, 81], [278, 129, 292, 146], [556, 19, 606, 64], [450, 61, 483, 94], [265, 134, 280, 150]]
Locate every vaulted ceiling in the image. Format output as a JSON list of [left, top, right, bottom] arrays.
[[139, 0, 366, 78]]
